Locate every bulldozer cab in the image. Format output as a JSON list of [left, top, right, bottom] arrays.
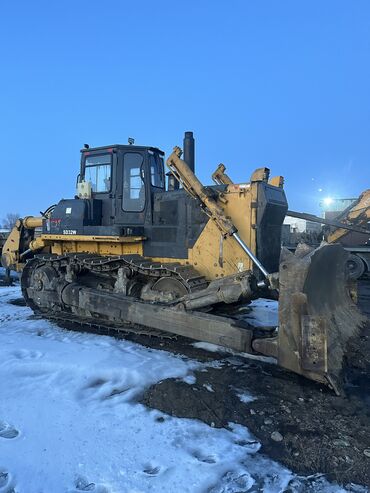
[[79, 145, 166, 228]]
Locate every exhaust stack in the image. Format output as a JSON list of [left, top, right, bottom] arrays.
[[183, 131, 195, 173], [168, 131, 195, 191]]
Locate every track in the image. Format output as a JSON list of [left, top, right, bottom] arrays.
[[20, 253, 209, 338], [358, 278, 370, 317], [21, 253, 208, 315], [34, 252, 207, 290], [20, 254, 257, 354]]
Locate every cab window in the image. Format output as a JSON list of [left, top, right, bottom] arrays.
[[149, 152, 165, 189], [85, 154, 112, 193], [122, 153, 145, 211]]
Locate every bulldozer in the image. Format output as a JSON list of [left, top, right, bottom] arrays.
[[1, 132, 365, 393]]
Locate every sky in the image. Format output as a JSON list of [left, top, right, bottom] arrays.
[[0, 0, 369, 218]]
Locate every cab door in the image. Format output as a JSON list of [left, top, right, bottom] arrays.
[[115, 150, 148, 226], [83, 150, 115, 226]]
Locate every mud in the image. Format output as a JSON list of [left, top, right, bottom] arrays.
[[141, 321, 370, 488], [140, 287, 370, 489]]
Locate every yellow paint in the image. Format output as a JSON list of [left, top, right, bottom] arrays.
[[35, 234, 144, 257], [186, 183, 257, 279], [42, 234, 145, 243], [1, 225, 22, 269], [50, 239, 143, 256], [23, 216, 43, 229]]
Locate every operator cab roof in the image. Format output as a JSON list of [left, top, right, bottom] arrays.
[[80, 144, 165, 156]]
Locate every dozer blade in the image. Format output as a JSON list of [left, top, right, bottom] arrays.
[[269, 243, 365, 392]]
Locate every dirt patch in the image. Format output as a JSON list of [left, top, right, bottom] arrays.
[[141, 321, 370, 488]]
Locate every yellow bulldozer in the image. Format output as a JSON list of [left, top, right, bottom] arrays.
[[1, 132, 365, 393]]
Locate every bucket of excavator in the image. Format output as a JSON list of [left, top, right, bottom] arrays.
[[276, 243, 366, 393]]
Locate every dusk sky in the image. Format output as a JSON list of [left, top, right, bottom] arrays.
[[1, 0, 369, 218]]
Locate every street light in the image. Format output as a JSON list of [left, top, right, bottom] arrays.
[[323, 197, 333, 206]]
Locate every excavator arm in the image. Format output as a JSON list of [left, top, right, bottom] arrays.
[[327, 189, 370, 243]]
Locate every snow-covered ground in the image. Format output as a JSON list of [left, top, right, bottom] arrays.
[[0, 285, 362, 493], [242, 299, 279, 327]]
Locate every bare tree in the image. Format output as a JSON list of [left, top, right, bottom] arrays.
[[2, 212, 20, 230]]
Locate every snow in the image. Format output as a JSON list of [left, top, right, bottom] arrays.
[[236, 391, 256, 404], [192, 299, 278, 341], [203, 384, 214, 393], [192, 341, 225, 353], [182, 374, 197, 385], [192, 299, 279, 361], [242, 298, 279, 328], [0, 286, 363, 493]]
